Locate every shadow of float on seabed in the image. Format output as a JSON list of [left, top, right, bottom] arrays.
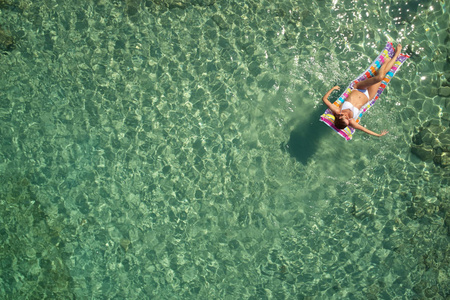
[[283, 107, 333, 165]]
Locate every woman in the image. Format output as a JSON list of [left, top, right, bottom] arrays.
[[322, 44, 402, 137]]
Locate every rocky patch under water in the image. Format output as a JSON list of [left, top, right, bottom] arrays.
[[411, 119, 450, 168]]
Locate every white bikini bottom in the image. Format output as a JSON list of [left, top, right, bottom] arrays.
[[355, 88, 370, 99]]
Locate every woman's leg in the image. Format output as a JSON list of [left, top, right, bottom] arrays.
[[366, 79, 383, 100], [353, 63, 388, 102], [355, 44, 402, 92], [366, 58, 394, 99]]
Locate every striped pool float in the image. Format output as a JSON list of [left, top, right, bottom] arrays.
[[320, 42, 409, 140]]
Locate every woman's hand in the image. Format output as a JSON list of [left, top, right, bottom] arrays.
[[322, 86, 341, 115], [350, 121, 389, 137], [378, 130, 388, 136]]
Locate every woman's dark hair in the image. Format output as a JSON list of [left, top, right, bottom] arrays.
[[334, 118, 348, 130]]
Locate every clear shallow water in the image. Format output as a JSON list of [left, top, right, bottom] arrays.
[[0, 0, 449, 298]]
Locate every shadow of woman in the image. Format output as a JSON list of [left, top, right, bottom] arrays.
[[283, 107, 333, 165]]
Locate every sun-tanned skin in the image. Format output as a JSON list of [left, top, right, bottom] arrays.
[[322, 44, 403, 137]]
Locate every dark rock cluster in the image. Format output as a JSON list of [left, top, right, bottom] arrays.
[[0, 172, 74, 298], [0, 0, 15, 53], [150, 0, 216, 9], [411, 27, 450, 167], [136, 0, 216, 11], [411, 120, 450, 168], [0, 26, 14, 52]]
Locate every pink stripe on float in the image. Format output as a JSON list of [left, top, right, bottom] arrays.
[[320, 116, 351, 141]]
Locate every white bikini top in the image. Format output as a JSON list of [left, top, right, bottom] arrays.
[[341, 101, 360, 119]]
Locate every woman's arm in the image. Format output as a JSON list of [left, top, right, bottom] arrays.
[[349, 120, 388, 137], [322, 86, 340, 114]]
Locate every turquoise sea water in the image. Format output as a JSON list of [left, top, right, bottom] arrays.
[[0, 0, 449, 298]]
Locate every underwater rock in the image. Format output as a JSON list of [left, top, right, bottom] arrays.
[[443, 71, 450, 86], [150, 0, 215, 9], [0, 173, 74, 298], [211, 14, 229, 30], [411, 144, 434, 162], [120, 238, 131, 252], [0, 0, 9, 9], [0, 0, 18, 52], [411, 121, 450, 167], [438, 86, 450, 97], [444, 208, 450, 234], [0, 26, 14, 52]]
